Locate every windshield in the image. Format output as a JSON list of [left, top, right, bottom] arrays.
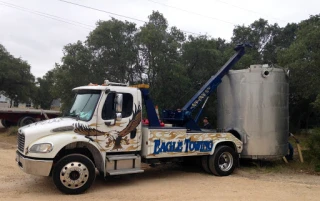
[[68, 90, 101, 121]]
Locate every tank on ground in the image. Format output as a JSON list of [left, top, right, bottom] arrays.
[[217, 64, 289, 159]]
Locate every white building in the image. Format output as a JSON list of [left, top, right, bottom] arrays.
[[0, 93, 33, 108], [0, 94, 10, 108], [0, 93, 61, 110]]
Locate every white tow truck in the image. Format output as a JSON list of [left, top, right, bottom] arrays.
[[16, 44, 249, 194]]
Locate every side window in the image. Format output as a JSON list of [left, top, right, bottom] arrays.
[[102, 93, 115, 120], [122, 93, 133, 118], [102, 93, 133, 120]]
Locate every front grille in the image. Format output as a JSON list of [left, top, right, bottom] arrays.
[[18, 132, 25, 153]]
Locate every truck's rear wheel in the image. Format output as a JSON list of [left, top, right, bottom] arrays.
[[208, 145, 236, 176], [1, 119, 15, 128], [18, 116, 35, 127], [1, 119, 8, 128], [53, 154, 96, 194]]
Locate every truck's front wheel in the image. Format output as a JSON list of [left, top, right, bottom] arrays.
[[53, 154, 96, 194], [208, 145, 237, 176]]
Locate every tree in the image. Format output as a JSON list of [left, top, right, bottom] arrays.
[[53, 19, 143, 110], [263, 23, 298, 64], [32, 70, 55, 109], [180, 36, 233, 124], [135, 11, 171, 87], [231, 19, 281, 67], [279, 15, 320, 129], [51, 41, 95, 111], [0, 44, 35, 107], [86, 18, 139, 83], [135, 11, 188, 109]]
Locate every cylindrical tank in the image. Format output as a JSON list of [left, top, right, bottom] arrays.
[[217, 64, 289, 159]]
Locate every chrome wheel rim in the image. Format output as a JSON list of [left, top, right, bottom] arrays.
[[218, 152, 233, 172], [60, 162, 89, 189]]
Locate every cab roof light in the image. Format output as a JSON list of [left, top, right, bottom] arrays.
[[130, 84, 150, 89], [103, 80, 129, 86]]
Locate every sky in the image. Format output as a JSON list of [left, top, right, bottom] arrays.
[[0, 0, 319, 78]]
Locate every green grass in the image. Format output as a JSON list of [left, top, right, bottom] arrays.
[[240, 157, 316, 175]]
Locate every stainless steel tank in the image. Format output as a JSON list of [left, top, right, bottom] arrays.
[[217, 64, 289, 159]]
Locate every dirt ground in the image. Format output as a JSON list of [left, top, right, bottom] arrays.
[[1, 124, 320, 201]]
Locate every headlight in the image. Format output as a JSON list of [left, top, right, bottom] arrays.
[[29, 143, 53, 153]]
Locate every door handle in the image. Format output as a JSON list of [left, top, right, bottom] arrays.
[[105, 121, 115, 126]]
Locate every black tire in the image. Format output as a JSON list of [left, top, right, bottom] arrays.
[[53, 154, 96, 194], [1, 119, 8, 128], [208, 145, 237, 176], [201, 156, 211, 173], [1, 119, 14, 128], [18, 116, 36, 127]]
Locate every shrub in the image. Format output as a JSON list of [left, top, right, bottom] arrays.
[[307, 128, 320, 171], [7, 126, 19, 136]]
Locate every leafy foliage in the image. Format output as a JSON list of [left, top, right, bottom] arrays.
[[0, 44, 35, 106], [307, 129, 320, 171], [136, 11, 187, 109], [87, 18, 138, 83], [279, 15, 320, 130], [51, 41, 95, 111], [32, 71, 55, 109]]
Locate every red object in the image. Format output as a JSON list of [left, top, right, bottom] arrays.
[[143, 119, 149, 125], [142, 119, 164, 127]]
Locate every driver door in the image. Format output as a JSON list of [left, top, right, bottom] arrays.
[[96, 91, 140, 152]]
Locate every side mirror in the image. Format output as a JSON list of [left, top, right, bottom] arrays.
[[115, 94, 123, 113]]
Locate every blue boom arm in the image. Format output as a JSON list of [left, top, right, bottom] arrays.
[[162, 43, 251, 130]]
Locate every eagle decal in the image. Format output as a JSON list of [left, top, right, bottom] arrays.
[[73, 105, 142, 150], [73, 123, 105, 136]]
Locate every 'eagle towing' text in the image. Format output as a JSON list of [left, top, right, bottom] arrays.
[[153, 139, 213, 154]]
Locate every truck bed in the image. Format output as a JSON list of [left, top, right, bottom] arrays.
[[0, 108, 60, 115], [0, 108, 61, 127]]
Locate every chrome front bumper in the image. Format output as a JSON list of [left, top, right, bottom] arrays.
[[16, 151, 53, 176]]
